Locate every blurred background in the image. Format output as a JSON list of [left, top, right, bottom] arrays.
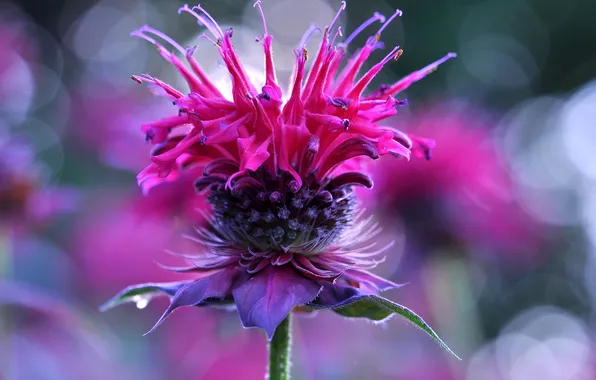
[[1, 0, 596, 379]]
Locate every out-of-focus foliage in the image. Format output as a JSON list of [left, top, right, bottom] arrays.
[[1, 0, 595, 378]]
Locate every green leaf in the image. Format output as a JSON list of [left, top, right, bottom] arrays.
[[99, 281, 186, 312], [333, 294, 461, 360]]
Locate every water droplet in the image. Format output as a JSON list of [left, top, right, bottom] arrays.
[[131, 295, 150, 310]]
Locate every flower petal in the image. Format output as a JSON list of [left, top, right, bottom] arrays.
[[232, 265, 322, 339], [342, 269, 404, 293], [146, 267, 242, 334]]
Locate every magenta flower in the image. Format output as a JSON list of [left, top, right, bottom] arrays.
[[363, 102, 541, 262], [73, 191, 199, 294], [0, 136, 75, 229], [71, 83, 166, 173], [71, 81, 209, 224], [103, 2, 457, 358]]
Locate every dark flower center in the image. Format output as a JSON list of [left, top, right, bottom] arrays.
[[206, 169, 357, 255]]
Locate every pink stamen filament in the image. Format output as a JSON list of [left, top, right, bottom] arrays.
[[131, 30, 172, 60], [193, 5, 225, 38], [381, 46, 401, 65], [347, 45, 401, 98], [178, 4, 224, 40], [409, 52, 457, 77], [330, 26, 343, 47], [134, 25, 186, 56], [341, 12, 386, 47], [327, 1, 346, 39], [130, 30, 157, 45], [253, 0, 268, 36], [199, 33, 219, 46], [376, 9, 402, 36], [298, 23, 321, 49]]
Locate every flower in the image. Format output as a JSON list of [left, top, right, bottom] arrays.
[[0, 134, 75, 229], [71, 79, 209, 224], [0, 10, 75, 231], [362, 101, 541, 263], [73, 190, 199, 294], [103, 2, 456, 354], [71, 80, 170, 173]]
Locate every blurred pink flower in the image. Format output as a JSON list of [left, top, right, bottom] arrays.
[[72, 189, 202, 295], [71, 79, 206, 224], [0, 8, 75, 231], [71, 80, 172, 173], [0, 6, 38, 125], [0, 137, 76, 230], [363, 101, 541, 261]]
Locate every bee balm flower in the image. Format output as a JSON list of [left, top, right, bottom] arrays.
[[103, 2, 457, 356], [0, 136, 75, 229]]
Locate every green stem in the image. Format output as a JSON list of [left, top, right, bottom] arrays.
[[0, 227, 13, 380], [0, 227, 11, 278], [268, 314, 292, 380]]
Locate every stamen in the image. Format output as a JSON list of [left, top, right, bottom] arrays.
[[341, 12, 386, 47], [381, 46, 401, 65], [132, 25, 186, 56], [193, 4, 225, 38], [253, 0, 268, 36], [328, 1, 346, 39], [326, 95, 352, 110], [376, 9, 402, 36], [330, 26, 343, 47], [298, 23, 321, 49], [130, 29, 155, 43], [199, 33, 219, 46], [178, 4, 224, 40], [346, 46, 401, 99], [429, 52, 457, 70]]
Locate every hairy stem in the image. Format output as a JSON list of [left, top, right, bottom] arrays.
[[267, 314, 292, 380]]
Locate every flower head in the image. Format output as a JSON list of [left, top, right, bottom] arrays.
[[0, 135, 75, 228], [363, 102, 541, 262], [104, 2, 456, 354]]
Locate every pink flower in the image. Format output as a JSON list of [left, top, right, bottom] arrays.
[[0, 137, 76, 229], [132, 5, 454, 194], [73, 190, 198, 294], [71, 80, 172, 173], [104, 2, 458, 357], [0, 10, 75, 230], [364, 101, 541, 259], [71, 81, 208, 224]]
